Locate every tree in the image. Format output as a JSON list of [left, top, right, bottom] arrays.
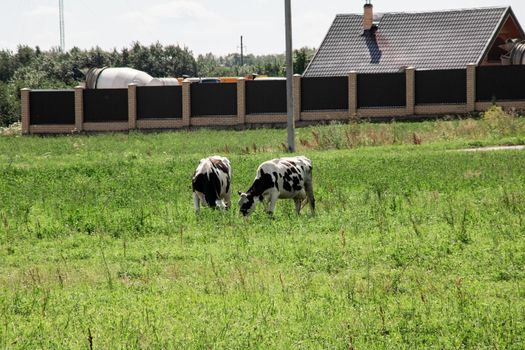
[[15, 46, 37, 67], [0, 50, 15, 82], [0, 82, 18, 126], [164, 44, 197, 77], [0, 42, 317, 126], [294, 47, 316, 75]]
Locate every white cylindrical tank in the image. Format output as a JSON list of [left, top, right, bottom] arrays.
[[149, 77, 181, 86], [510, 41, 525, 65], [85, 67, 180, 89]]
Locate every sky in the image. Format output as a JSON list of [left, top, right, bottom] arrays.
[[2, 0, 524, 56]]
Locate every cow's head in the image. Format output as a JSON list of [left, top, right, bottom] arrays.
[[238, 192, 257, 216], [214, 199, 227, 210]]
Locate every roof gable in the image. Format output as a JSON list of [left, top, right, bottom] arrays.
[[304, 7, 510, 77]]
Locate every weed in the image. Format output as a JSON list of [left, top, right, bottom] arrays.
[[412, 132, 422, 145], [302, 113, 525, 150], [100, 247, 114, 290], [0, 121, 21, 136], [457, 208, 472, 246]]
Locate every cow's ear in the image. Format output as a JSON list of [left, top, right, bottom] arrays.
[[237, 191, 242, 196]]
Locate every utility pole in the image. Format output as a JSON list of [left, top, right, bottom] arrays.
[[240, 35, 244, 66], [285, 0, 295, 152], [59, 0, 65, 52]]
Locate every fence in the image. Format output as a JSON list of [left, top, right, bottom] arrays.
[[21, 64, 525, 134]]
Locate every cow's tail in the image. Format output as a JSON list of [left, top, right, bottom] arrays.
[[305, 160, 315, 214]]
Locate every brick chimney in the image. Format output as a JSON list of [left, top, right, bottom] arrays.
[[363, 1, 374, 31]]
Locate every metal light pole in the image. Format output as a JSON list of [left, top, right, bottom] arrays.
[[285, 0, 296, 152], [240, 35, 244, 66], [59, 0, 65, 52]]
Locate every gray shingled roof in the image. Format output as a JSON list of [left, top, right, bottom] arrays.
[[304, 7, 510, 77]]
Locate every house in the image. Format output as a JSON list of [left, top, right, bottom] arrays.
[[304, 3, 525, 77]]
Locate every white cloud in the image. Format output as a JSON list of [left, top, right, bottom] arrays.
[[294, 10, 333, 49], [119, 0, 221, 26], [4, 0, 523, 55], [149, 1, 219, 21]]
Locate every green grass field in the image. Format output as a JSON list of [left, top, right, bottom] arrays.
[[1, 117, 525, 349]]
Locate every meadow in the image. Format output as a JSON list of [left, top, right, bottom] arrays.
[[1, 113, 525, 349]]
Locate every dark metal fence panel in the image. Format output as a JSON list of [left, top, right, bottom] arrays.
[[29, 90, 75, 125], [415, 69, 466, 104], [301, 77, 348, 111], [477, 66, 525, 101], [357, 73, 406, 107], [83, 89, 128, 122], [191, 83, 237, 116], [137, 86, 182, 119], [246, 80, 286, 114]]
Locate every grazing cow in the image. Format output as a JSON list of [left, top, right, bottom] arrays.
[[192, 156, 232, 212], [238, 156, 315, 216]]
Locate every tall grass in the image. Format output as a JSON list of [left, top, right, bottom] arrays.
[[299, 107, 525, 150], [0, 117, 524, 348]]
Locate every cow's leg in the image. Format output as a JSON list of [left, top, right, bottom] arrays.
[[223, 191, 232, 210], [305, 180, 316, 215], [267, 193, 279, 215], [193, 192, 201, 213], [294, 198, 303, 214], [257, 194, 270, 212]]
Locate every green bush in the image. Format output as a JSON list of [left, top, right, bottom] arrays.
[[0, 82, 18, 126], [481, 105, 521, 137]]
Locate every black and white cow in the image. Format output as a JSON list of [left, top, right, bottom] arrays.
[[238, 156, 315, 216], [192, 156, 232, 212]]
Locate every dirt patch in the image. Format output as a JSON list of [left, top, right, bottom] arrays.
[[458, 145, 525, 152]]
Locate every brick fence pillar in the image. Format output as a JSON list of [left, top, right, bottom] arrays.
[[74, 86, 84, 132], [348, 71, 357, 119], [466, 63, 476, 112], [182, 81, 191, 126], [237, 78, 246, 125], [128, 83, 137, 130], [405, 67, 415, 116], [21, 88, 30, 135], [293, 74, 302, 121]]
